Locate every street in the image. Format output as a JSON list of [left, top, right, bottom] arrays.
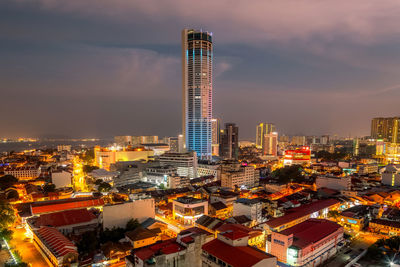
[[326, 231, 381, 267], [9, 228, 49, 267]]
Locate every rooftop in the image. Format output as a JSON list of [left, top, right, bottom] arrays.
[[202, 239, 274, 267], [30, 197, 104, 215], [371, 218, 400, 229], [134, 239, 185, 261], [279, 219, 342, 249], [34, 226, 77, 258], [175, 196, 205, 204], [29, 208, 97, 228], [266, 198, 340, 229], [125, 227, 160, 241]]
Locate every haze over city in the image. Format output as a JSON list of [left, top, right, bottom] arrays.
[[2, 0, 400, 139]]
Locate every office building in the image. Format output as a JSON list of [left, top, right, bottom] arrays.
[[291, 136, 306, 146], [371, 117, 400, 143], [169, 135, 184, 153], [114, 136, 133, 146], [268, 219, 343, 266], [256, 123, 276, 149], [94, 146, 154, 170], [211, 118, 220, 156], [220, 123, 239, 160], [159, 152, 198, 178], [220, 163, 258, 189], [182, 29, 213, 160], [263, 132, 278, 156]]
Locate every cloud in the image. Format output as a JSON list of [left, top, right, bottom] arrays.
[[11, 0, 400, 45]]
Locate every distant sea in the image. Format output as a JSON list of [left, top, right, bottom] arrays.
[[0, 139, 112, 153]]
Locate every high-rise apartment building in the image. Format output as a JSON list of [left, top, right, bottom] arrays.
[[371, 117, 400, 143], [263, 132, 278, 156], [182, 29, 213, 160], [256, 123, 276, 149], [220, 123, 239, 160]]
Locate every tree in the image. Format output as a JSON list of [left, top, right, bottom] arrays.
[[77, 231, 98, 255], [327, 210, 340, 219], [83, 165, 99, 174], [0, 228, 13, 241], [0, 200, 16, 229], [6, 190, 19, 200], [98, 182, 111, 192], [126, 219, 140, 231], [43, 183, 56, 193], [0, 175, 18, 190], [158, 183, 166, 190], [272, 165, 304, 184], [100, 227, 125, 243]]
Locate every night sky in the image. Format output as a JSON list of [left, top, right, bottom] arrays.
[[1, 0, 400, 140]]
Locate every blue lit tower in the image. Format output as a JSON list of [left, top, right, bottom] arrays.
[[182, 29, 213, 159]]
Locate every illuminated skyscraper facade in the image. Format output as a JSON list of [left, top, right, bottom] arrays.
[[256, 123, 276, 148], [182, 29, 213, 159], [371, 117, 400, 143]]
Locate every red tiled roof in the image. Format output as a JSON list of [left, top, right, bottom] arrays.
[[35, 226, 77, 258], [221, 230, 249, 240], [217, 224, 262, 240], [279, 219, 342, 248], [134, 239, 185, 261], [31, 208, 97, 228], [202, 239, 273, 267], [31, 197, 104, 215], [266, 199, 340, 229]]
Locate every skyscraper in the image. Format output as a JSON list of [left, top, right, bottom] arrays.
[[211, 118, 220, 156], [182, 29, 213, 159], [220, 123, 239, 160], [263, 132, 278, 156], [256, 123, 276, 148], [371, 117, 400, 143]]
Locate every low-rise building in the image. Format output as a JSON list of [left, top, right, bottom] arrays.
[[4, 165, 41, 180], [381, 164, 400, 187], [125, 227, 162, 249], [265, 198, 340, 233], [233, 198, 263, 224], [51, 170, 72, 188], [27, 208, 98, 235], [338, 205, 375, 231], [145, 165, 176, 186], [315, 175, 351, 191], [369, 218, 400, 236], [127, 227, 213, 267], [209, 202, 229, 219], [169, 174, 190, 189], [103, 197, 155, 230], [33, 226, 79, 267], [268, 219, 343, 266], [159, 152, 198, 178], [201, 228, 276, 267], [173, 197, 208, 225]]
